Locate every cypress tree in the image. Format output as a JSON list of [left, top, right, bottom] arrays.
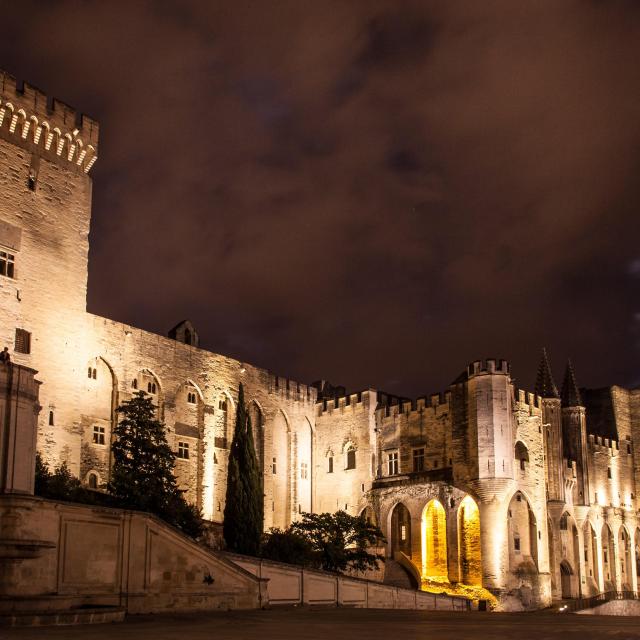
[[223, 382, 263, 555], [109, 391, 203, 538]]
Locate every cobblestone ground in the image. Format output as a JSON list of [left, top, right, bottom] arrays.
[[4, 608, 640, 640]]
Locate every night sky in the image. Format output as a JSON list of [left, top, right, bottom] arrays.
[[1, 1, 639, 398]]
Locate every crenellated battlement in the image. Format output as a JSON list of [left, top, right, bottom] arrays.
[[0, 70, 98, 173], [316, 389, 373, 415], [588, 433, 619, 452], [270, 373, 316, 405], [466, 358, 510, 378], [513, 387, 542, 411]]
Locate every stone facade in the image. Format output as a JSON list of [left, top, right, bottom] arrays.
[[0, 70, 638, 610]]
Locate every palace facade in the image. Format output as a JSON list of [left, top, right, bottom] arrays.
[[1, 70, 638, 610]]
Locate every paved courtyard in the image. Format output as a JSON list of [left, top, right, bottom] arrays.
[[4, 607, 640, 640]]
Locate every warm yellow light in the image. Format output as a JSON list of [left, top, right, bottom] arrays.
[[422, 499, 448, 580], [458, 495, 482, 586]]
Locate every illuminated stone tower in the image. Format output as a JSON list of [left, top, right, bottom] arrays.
[[0, 71, 99, 470], [451, 360, 516, 594]]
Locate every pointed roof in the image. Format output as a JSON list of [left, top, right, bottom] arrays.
[[561, 359, 582, 407], [534, 348, 559, 398]]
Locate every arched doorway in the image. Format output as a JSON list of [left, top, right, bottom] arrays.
[[560, 561, 574, 599], [390, 503, 411, 556], [421, 499, 448, 580], [458, 495, 482, 585]]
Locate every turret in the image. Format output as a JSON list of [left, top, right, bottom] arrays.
[[450, 359, 516, 594], [561, 360, 589, 505], [534, 349, 564, 502]]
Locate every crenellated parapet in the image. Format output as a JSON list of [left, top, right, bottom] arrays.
[[512, 388, 542, 414], [269, 373, 316, 406], [316, 389, 371, 415], [465, 358, 510, 379], [0, 70, 99, 174]]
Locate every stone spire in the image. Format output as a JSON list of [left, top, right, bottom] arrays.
[[534, 348, 559, 399], [561, 359, 582, 407]]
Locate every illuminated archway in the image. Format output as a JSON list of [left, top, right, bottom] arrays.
[[421, 499, 448, 580], [458, 495, 482, 585]]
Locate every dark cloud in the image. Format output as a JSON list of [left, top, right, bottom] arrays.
[[1, 0, 639, 396]]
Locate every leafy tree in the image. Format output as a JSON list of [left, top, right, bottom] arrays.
[[260, 528, 313, 566], [223, 383, 263, 554], [291, 511, 385, 573], [109, 391, 203, 537], [34, 452, 100, 504]]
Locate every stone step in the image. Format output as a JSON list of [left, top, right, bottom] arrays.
[[383, 558, 416, 589]]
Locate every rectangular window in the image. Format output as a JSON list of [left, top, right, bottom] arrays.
[[272, 457, 277, 474], [15, 328, 31, 354], [300, 462, 308, 480], [412, 448, 425, 472], [177, 441, 190, 459], [0, 250, 15, 279], [92, 425, 105, 445], [514, 536, 521, 552], [328, 456, 334, 473], [387, 451, 399, 476]]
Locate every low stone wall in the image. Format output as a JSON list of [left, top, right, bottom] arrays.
[[0, 495, 265, 614], [223, 552, 470, 610], [577, 599, 640, 616]]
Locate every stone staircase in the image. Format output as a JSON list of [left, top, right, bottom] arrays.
[[383, 557, 418, 589]]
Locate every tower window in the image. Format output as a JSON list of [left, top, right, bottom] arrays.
[[387, 451, 399, 475], [345, 446, 356, 470], [14, 328, 31, 354], [607, 467, 612, 479], [132, 378, 138, 389], [328, 456, 334, 473], [48, 410, 54, 426], [272, 457, 277, 474], [187, 391, 197, 404], [412, 448, 425, 472], [92, 425, 105, 445], [0, 250, 15, 279], [218, 398, 227, 411], [514, 536, 521, 552], [87, 367, 97, 379], [177, 441, 190, 459], [147, 381, 157, 394]]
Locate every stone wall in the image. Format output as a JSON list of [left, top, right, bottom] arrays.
[[223, 552, 470, 610], [0, 494, 264, 614]]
